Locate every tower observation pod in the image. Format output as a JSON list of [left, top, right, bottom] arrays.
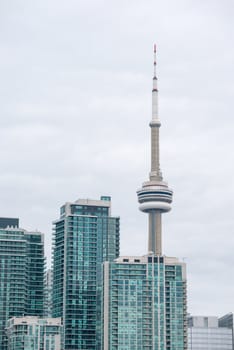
[[137, 44, 173, 256]]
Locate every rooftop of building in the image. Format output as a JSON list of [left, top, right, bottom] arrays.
[[114, 254, 185, 265], [0, 217, 19, 229], [7, 316, 62, 327], [188, 315, 234, 329]]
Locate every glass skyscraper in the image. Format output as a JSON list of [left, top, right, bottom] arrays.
[[52, 196, 119, 350], [103, 256, 187, 349], [103, 46, 187, 349], [0, 219, 45, 350]]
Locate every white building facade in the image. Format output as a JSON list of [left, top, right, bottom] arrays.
[[6, 316, 62, 350], [188, 316, 233, 350]]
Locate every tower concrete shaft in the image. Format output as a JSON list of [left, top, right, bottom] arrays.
[[148, 211, 162, 255], [137, 45, 173, 256]]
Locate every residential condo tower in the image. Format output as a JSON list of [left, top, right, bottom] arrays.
[[0, 218, 45, 350], [52, 196, 119, 349]]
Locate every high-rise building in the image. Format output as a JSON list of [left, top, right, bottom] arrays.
[[25, 231, 45, 316], [103, 255, 186, 349], [103, 46, 187, 349], [52, 196, 119, 350], [6, 316, 62, 350], [219, 313, 234, 350], [0, 217, 19, 229], [188, 315, 233, 350], [0, 219, 45, 350]]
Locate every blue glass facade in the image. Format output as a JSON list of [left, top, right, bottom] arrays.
[[0, 226, 45, 350], [25, 233, 45, 316], [103, 255, 187, 350], [52, 197, 119, 350]]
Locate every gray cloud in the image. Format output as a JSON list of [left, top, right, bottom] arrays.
[[0, 0, 234, 316]]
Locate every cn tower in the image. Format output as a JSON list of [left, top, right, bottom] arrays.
[[137, 44, 173, 256]]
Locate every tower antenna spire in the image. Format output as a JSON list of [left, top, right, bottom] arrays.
[[150, 43, 161, 180], [137, 44, 173, 256]]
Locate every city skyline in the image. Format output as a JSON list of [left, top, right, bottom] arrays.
[[0, 0, 234, 318]]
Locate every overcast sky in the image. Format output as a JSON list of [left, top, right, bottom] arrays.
[[1, 0, 234, 317]]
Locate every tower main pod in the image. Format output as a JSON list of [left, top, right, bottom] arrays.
[[137, 45, 173, 256]]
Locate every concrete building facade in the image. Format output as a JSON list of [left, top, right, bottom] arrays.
[[6, 316, 62, 350], [188, 315, 233, 350]]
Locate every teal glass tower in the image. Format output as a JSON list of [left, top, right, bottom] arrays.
[[25, 232, 45, 316], [52, 196, 120, 350], [103, 46, 187, 349], [0, 219, 45, 350], [103, 256, 186, 349]]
